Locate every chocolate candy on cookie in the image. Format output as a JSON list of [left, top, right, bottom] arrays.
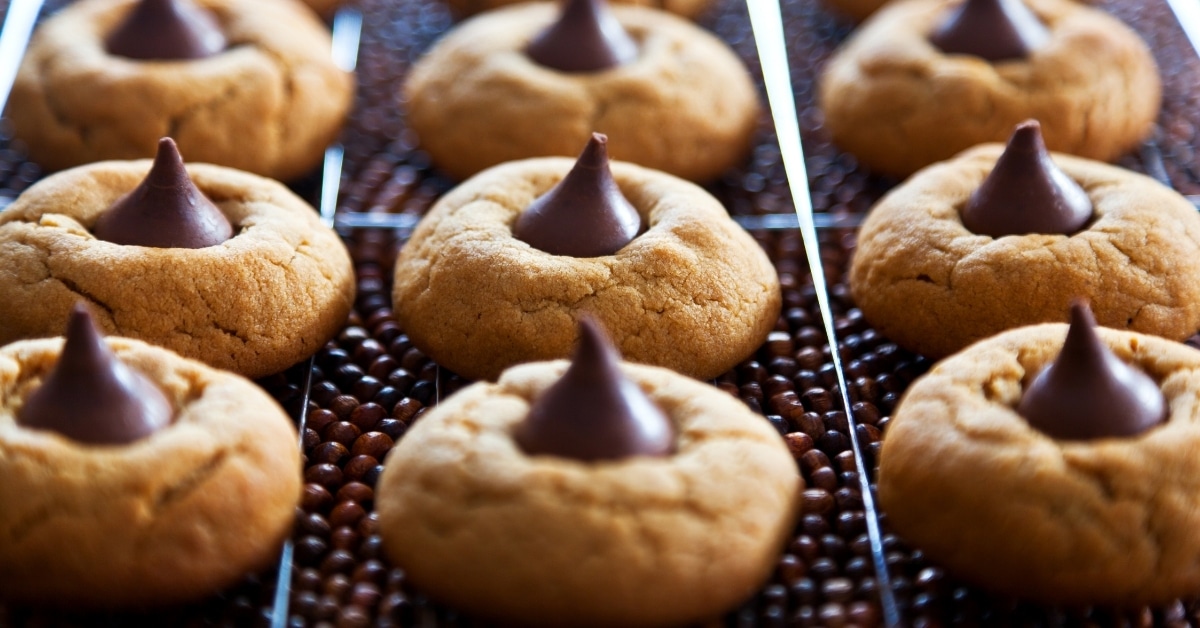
[[403, 0, 759, 182], [19, 305, 173, 445], [850, 120, 1200, 359], [1017, 302, 1166, 440], [878, 304, 1200, 605], [929, 0, 1049, 62], [105, 0, 226, 61], [513, 317, 675, 460], [525, 0, 639, 72], [8, 0, 354, 181], [93, 138, 234, 249], [0, 139, 355, 378], [376, 319, 799, 626], [392, 134, 781, 382], [819, 0, 1160, 177], [0, 308, 301, 608]]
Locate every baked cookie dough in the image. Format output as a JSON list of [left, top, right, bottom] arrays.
[[8, 0, 354, 181], [879, 321, 1200, 605], [403, 2, 759, 182], [376, 357, 800, 626], [818, 0, 1160, 177], [391, 156, 781, 382], [0, 334, 301, 608], [849, 143, 1200, 359], [0, 157, 356, 379], [443, 0, 714, 20]]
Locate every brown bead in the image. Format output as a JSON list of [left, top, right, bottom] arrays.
[[835, 450, 858, 473], [307, 408, 337, 434], [847, 601, 878, 626], [336, 605, 371, 628], [331, 501, 367, 528], [357, 512, 381, 537], [304, 464, 343, 491], [350, 402, 386, 431], [313, 442, 350, 465], [330, 395, 360, 421], [301, 483, 334, 512], [809, 466, 837, 492], [337, 482, 374, 504], [331, 525, 359, 551], [321, 549, 357, 576], [353, 559, 387, 585], [352, 432, 395, 460], [344, 455, 379, 482], [325, 421, 362, 447], [392, 398, 422, 423], [349, 582, 381, 609], [298, 512, 331, 537], [323, 573, 351, 600], [798, 411, 825, 439], [799, 449, 831, 475], [368, 355, 400, 380], [801, 488, 834, 515], [784, 432, 814, 459]]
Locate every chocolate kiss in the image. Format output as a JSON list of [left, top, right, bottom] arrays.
[[1017, 302, 1166, 441], [930, 0, 1049, 62], [960, 120, 1093, 237], [515, 133, 641, 257], [514, 318, 675, 462], [93, 138, 233, 249], [525, 0, 638, 73], [106, 0, 226, 61], [18, 305, 174, 445]]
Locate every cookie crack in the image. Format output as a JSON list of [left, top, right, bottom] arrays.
[[152, 449, 229, 514], [56, 276, 115, 320]]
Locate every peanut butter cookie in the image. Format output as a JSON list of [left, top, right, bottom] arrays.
[[818, 0, 1159, 177], [391, 154, 781, 382], [376, 349, 800, 626], [0, 332, 301, 608], [403, 1, 759, 182], [8, 0, 354, 181], [0, 155, 355, 379], [879, 318, 1200, 605], [849, 143, 1200, 359]]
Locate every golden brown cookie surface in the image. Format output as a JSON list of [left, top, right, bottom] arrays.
[[849, 145, 1200, 359], [0, 336, 301, 608], [376, 358, 801, 627], [879, 323, 1200, 605], [391, 156, 781, 382], [8, 0, 354, 181], [0, 159, 356, 379], [403, 2, 759, 182], [818, 0, 1160, 177]]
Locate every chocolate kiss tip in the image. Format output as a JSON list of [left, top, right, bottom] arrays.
[[930, 0, 1049, 62], [513, 317, 675, 462], [17, 304, 173, 446], [93, 137, 233, 249], [1017, 300, 1167, 441], [960, 120, 1093, 238], [514, 133, 642, 257], [526, 0, 638, 73], [106, 0, 227, 61]]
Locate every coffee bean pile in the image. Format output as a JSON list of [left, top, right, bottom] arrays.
[[2, 0, 1200, 626]]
